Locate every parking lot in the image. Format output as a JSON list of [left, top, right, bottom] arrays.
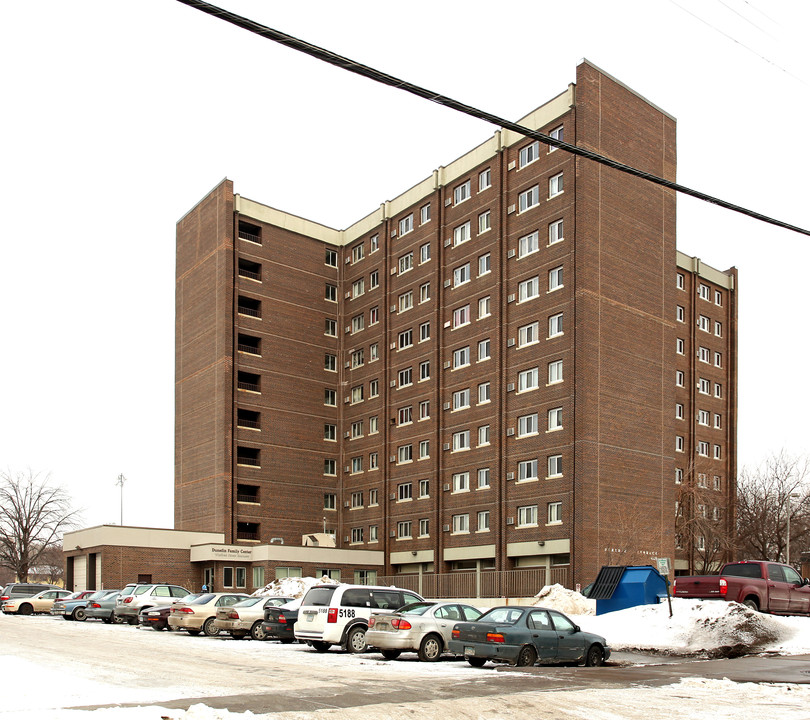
[[3, 611, 810, 719]]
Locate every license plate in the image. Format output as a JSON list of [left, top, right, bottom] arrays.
[[306, 614, 314, 622], [465, 646, 475, 656]]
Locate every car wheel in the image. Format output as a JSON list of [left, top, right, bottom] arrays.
[[346, 626, 368, 654], [112, 614, 125, 624], [418, 634, 443, 662], [187, 629, 201, 636], [250, 621, 267, 641], [516, 645, 537, 667], [73, 608, 87, 622], [202, 617, 219, 637], [742, 598, 759, 611], [311, 640, 331, 652], [466, 657, 486, 668], [18, 604, 33, 616], [102, 616, 113, 624], [585, 644, 605, 667], [381, 649, 402, 660]]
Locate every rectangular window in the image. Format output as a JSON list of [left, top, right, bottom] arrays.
[[453, 180, 471, 205], [698, 441, 709, 457], [677, 306, 685, 322], [478, 424, 490, 446], [351, 527, 364, 543], [518, 276, 540, 301], [548, 266, 563, 291], [453, 346, 470, 369], [369, 270, 379, 289], [420, 203, 431, 225], [518, 185, 540, 212], [699, 284, 711, 301], [325, 284, 337, 302], [398, 291, 413, 313], [351, 385, 364, 404], [547, 502, 562, 524], [419, 400, 430, 420], [675, 403, 683, 419], [520, 321, 540, 346], [397, 521, 412, 539], [478, 382, 490, 404], [369, 489, 378, 505], [698, 409, 709, 426], [676, 272, 684, 289], [714, 352, 722, 368], [548, 360, 563, 385], [715, 290, 723, 306], [419, 282, 430, 303], [398, 367, 413, 387], [518, 231, 539, 258], [479, 168, 491, 190], [369, 416, 378, 434], [453, 221, 471, 246], [416, 245, 430, 267], [324, 424, 336, 441], [675, 468, 683, 484], [453, 262, 471, 287], [369, 306, 379, 325], [352, 278, 365, 299], [352, 243, 365, 263], [453, 388, 470, 410], [549, 125, 563, 146], [478, 296, 491, 319], [399, 214, 414, 237], [419, 321, 430, 342], [548, 172, 563, 198], [351, 491, 363, 507], [547, 455, 562, 478], [477, 511, 490, 531], [325, 248, 338, 267], [715, 321, 722, 337], [419, 440, 430, 459], [714, 444, 722, 460], [477, 339, 491, 361], [324, 459, 336, 475], [223, 567, 234, 587], [517, 505, 538, 527], [324, 389, 336, 406], [477, 468, 490, 488], [714, 413, 722, 429], [369, 379, 379, 397], [370, 234, 379, 253], [519, 141, 540, 168], [518, 413, 538, 437], [676, 338, 684, 355], [676, 371, 685, 387], [699, 346, 710, 363], [698, 315, 710, 332], [698, 377, 710, 394], [350, 420, 363, 438], [478, 253, 491, 276], [351, 349, 364, 368], [398, 406, 413, 426], [452, 430, 470, 451], [369, 452, 378, 469], [452, 472, 470, 492], [398, 252, 413, 275], [518, 367, 539, 392], [419, 360, 430, 381], [452, 514, 470, 533], [419, 518, 430, 537], [351, 314, 365, 333], [398, 482, 413, 501], [548, 407, 563, 431], [453, 304, 471, 328], [370, 526, 378, 542], [518, 459, 538, 481], [398, 445, 413, 464], [419, 479, 430, 497], [478, 210, 491, 234], [325, 319, 337, 337], [324, 493, 336, 510], [715, 383, 722, 398], [548, 219, 564, 245], [325, 353, 336, 371], [398, 329, 413, 349]]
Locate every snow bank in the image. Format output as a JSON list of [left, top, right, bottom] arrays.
[[251, 575, 336, 598], [532, 583, 596, 615], [576, 598, 800, 656]]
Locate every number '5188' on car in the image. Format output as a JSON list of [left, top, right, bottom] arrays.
[[447, 605, 610, 668]]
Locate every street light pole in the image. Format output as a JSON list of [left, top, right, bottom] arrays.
[[116, 474, 126, 526]]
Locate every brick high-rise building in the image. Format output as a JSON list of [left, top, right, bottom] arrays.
[[172, 60, 736, 592]]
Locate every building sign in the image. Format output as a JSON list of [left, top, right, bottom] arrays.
[[191, 544, 254, 562]]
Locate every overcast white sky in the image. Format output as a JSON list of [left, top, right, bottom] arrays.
[[1, 0, 808, 531]]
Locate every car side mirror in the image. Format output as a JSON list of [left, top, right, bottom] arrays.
[[804, 578, 810, 587], [573, 625, 580, 633]]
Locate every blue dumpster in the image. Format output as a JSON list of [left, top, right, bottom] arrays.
[[590, 565, 669, 615]]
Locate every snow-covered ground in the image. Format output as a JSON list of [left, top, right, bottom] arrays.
[[1, 585, 809, 720]]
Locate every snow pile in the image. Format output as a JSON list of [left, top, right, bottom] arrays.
[[252, 575, 336, 598], [533, 583, 596, 615], [577, 598, 798, 656]]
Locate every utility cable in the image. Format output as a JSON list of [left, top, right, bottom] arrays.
[[174, 0, 809, 237]]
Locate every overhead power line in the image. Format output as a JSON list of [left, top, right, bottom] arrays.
[[175, 0, 809, 238]]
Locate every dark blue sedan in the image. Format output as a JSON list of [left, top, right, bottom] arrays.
[[448, 605, 610, 668]]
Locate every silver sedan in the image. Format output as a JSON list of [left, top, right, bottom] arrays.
[[366, 601, 483, 661]]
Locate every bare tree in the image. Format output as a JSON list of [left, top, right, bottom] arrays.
[[736, 452, 810, 566], [31, 543, 65, 585], [600, 498, 663, 567], [0, 470, 81, 582]]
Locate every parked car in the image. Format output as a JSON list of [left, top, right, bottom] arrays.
[[114, 582, 191, 625], [52, 589, 112, 621], [168, 592, 250, 636], [214, 596, 294, 640], [295, 584, 424, 653], [85, 591, 122, 623], [366, 601, 484, 661], [138, 593, 205, 631], [261, 600, 301, 643], [2, 588, 72, 615], [673, 561, 810, 615], [448, 605, 610, 668], [0, 583, 62, 604]]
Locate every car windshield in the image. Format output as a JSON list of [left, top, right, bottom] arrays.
[[65, 592, 85, 600], [478, 607, 525, 625], [399, 602, 436, 616], [187, 594, 215, 605], [234, 597, 263, 607]]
